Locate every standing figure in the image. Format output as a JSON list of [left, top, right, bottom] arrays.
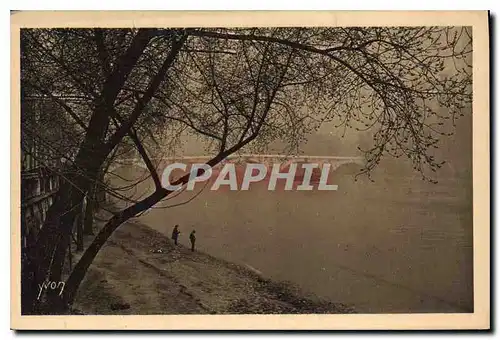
[[189, 230, 196, 252], [171, 225, 180, 246]]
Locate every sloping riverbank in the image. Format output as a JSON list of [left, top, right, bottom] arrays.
[[71, 216, 354, 315]]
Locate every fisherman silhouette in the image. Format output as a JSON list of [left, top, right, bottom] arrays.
[[189, 230, 196, 252], [171, 225, 180, 246]]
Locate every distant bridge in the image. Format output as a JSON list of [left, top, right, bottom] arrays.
[[110, 154, 365, 172]]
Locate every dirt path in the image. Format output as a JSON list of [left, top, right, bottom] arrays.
[[71, 216, 353, 315]]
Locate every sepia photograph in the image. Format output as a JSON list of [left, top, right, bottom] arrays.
[[10, 11, 490, 330]]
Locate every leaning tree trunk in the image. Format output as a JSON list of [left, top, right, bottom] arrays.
[[21, 176, 79, 314], [40, 153, 109, 313], [62, 150, 235, 306], [20, 29, 158, 315], [63, 188, 170, 305], [21, 137, 108, 314]]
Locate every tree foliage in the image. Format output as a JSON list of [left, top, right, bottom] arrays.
[[19, 26, 472, 314]]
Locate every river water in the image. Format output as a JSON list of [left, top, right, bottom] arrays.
[[113, 160, 473, 313]]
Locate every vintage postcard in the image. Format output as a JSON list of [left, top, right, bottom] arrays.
[[10, 10, 490, 330]]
